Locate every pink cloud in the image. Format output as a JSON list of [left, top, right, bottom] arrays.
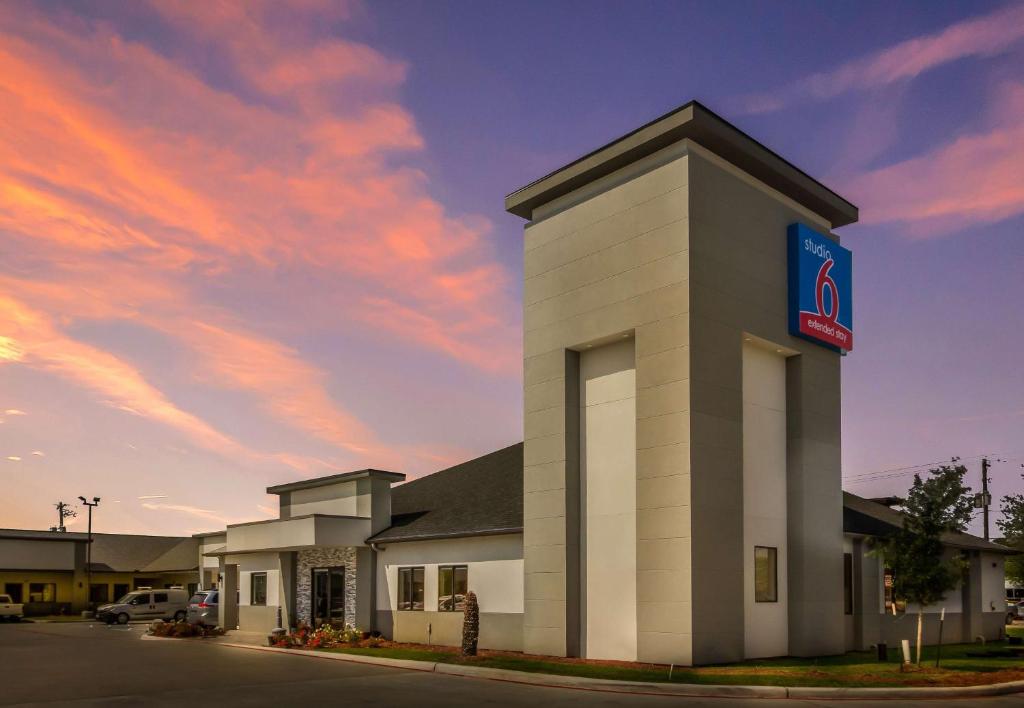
[[0, 0, 520, 497], [0, 293, 250, 460], [740, 4, 1024, 113], [841, 82, 1024, 236]]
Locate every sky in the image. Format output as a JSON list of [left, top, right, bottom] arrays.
[[0, 0, 1022, 537]]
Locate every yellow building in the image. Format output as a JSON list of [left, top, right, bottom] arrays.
[[0, 529, 199, 615]]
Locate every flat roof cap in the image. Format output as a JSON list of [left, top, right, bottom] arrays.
[[266, 468, 405, 495], [505, 100, 858, 227]]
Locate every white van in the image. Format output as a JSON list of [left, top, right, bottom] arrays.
[[96, 588, 190, 625]]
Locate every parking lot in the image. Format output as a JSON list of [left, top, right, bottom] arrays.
[[3, 621, 1024, 707]]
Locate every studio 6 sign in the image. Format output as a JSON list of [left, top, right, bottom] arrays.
[[787, 223, 853, 352]]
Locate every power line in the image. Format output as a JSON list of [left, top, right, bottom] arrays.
[[843, 453, 992, 482], [842, 452, 1024, 486]]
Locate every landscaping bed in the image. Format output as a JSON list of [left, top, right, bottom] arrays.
[[148, 621, 224, 639], [313, 640, 1024, 688], [263, 622, 1024, 688]]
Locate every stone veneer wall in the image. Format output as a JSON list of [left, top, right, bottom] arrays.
[[296, 547, 357, 628]]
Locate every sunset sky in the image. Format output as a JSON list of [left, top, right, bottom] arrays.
[[1, 0, 1022, 537]]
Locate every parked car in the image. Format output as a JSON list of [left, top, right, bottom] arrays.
[[96, 588, 189, 625], [0, 594, 23, 621], [1008, 600, 1024, 625], [186, 590, 218, 626]]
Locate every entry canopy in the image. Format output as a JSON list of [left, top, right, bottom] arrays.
[[505, 100, 859, 228], [221, 514, 372, 554]]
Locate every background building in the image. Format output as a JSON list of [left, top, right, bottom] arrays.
[[0, 529, 198, 615]]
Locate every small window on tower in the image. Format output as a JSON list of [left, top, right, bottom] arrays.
[[754, 546, 777, 603]]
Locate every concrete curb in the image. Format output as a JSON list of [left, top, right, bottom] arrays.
[[214, 642, 1024, 700]]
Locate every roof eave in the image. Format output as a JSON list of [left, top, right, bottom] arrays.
[[266, 469, 406, 495], [367, 527, 523, 545], [505, 100, 858, 227]]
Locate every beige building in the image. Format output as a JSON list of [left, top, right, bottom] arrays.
[[195, 444, 1008, 660], [503, 100, 1005, 664]]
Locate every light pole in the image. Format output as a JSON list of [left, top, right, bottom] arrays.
[[79, 496, 100, 610]]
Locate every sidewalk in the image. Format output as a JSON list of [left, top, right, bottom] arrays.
[[213, 641, 1024, 701], [216, 629, 267, 646]]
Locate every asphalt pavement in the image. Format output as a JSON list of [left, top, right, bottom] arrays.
[[1, 621, 1022, 707]]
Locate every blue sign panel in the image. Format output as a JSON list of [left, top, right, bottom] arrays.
[[787, 223, 853, 352]]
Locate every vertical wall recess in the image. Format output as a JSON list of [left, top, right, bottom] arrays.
[[742, 340, 789, 658], [580, 339, 637, 661]]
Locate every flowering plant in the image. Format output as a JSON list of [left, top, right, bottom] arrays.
[[275, 623, 362, 649]]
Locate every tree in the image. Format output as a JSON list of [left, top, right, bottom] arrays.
[[997, 491, 1024, 586], [870, 461, 973, 665], [461, 591, 479, 656]]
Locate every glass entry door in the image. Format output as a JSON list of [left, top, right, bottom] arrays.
[[311, 567, 345, 627]]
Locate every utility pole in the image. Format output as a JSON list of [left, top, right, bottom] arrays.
[[981, 458, 991, 542], [53, 501, 76, 532], [78, 496, 100, 610]]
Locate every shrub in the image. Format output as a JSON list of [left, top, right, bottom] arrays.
[[461, 591, 479, 656], [148, 620, 224, 639]]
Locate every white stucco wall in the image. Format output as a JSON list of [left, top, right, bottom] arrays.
[[199, 535, 225, 571], [981, 553, 1005, 613], [376, 535, 523, 614], [286, 480, 368, 518], [580, 338, 638, 661], [234, 552, 280, 607], [742, 341, 788, 658], [879, 551, 966, 615]]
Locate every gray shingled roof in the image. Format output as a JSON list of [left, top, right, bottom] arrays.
[[842, 491, 1014, 554], [141, 538, 200, 572], [367, 443, 523, 543], [364, 445, 1009, 556], [89, 533, 198, 572]]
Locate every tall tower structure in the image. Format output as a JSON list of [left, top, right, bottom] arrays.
[[506, 102, 858, 665]]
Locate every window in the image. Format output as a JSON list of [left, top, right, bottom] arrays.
[[438, 565, 468, 611], [250, 573, 268, 606], [397, 567, 424, 611], [843, 553, 854, 615], [883, 568, 905, 614], [153, 592, 169, 604], [4, 583, 23, 603], [28, 583, 56, 603], [754, 546, 777, 603], [113, 583, 129, 602], [89, 584, 109, 603], [129, 593, 150, 606]]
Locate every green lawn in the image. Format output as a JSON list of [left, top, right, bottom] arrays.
[[322, 641, 1024, 688]]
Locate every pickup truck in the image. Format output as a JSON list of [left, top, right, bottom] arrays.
[[0, 594, 23, 621]]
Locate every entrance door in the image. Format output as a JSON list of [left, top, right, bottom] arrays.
[[4, 583, 22, 603], [311, 567, 345, 627]]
